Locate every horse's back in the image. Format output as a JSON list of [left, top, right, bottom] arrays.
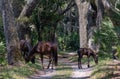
[[43, 41, 57, 51], [77, 48, 87, 54], [20, 40, 26, 48], [50, 42, 57, 50], [77, 48, 93, 55], [20, 40, 31, 47], [36, 41, 53, 54]]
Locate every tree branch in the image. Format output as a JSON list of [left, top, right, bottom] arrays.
[[18, 0, 39, 19], [59, 0, 75, 16]]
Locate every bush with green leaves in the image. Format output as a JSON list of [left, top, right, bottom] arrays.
[[94, 17, 118, 55], [58, 30, 79, 51], [0, 42, 6, 65]]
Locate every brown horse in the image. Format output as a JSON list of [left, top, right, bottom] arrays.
[[25, 41, 58, 69], [20, 40, 35, 63], [77, 48, 98, 69]]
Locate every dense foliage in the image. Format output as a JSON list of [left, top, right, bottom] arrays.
[[0, 0, 120, 64], [0, 0, 120, 78], [29, 0, 79, 51], [93, 17, 120, 58], [57, 25, 79, 51]]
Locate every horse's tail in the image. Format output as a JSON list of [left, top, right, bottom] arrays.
[[52, 47, 58, 66]]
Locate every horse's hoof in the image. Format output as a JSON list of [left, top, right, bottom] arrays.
[[51, 68, 53, 69], [88, 65, 90, 68], [78, 67, 82, 69]]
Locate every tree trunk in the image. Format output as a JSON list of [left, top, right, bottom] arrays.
[[1, 0, 21, 65], [87, 1, 97, 51], [18, 0, 39, 41], [11, 0, 24, 18], [36, 24, 43, 41], [75, 0, 89, 48], [87, 0, 110, 52]]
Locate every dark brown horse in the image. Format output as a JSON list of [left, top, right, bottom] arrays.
[[20, 40, 35, 63], [25, 41, 58, 69], [77, 48, 98, 69]]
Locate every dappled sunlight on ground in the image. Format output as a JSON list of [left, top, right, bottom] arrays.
[[70, 64, 94, 79], [111, 60, 120, 79], [29, 69, 56, 79], [91, 59, 120, 79]]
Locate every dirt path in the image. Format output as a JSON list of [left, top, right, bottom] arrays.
[[111, 60, 120, 79], [29, 53, 94, 79], [70, 64, 93, 79], [66, 53, 94, 79], [29, 59, 56, 79], [29, 69, 55, 79], [69, 56, 94, 79]]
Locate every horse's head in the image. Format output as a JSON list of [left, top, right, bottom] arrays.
[[20, 40, 35, 64], [24, 54, 35, 64], [24, 55, 30, 63], [25, 45, 36, 64]]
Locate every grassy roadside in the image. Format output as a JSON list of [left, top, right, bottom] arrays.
[[0, 51, 118, 79], [90, 57, 118, 79], [0, 43, 42, 79], [0, 60, 42, 79]]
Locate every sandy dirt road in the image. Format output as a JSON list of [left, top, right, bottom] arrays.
[[29, 53, 94, 79]]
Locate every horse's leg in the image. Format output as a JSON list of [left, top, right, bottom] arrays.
[[23, 51, 27, 60], [87, 56, 90, 68], [31, 56, 35, 64], [51, 51, 55, 69], [40, 55, 44, 69], [47, 56, 52, 69], [51, 56, 54, 69], [23, 52, 25, 58], [78, 56, 82, 69], [78, 57, 80, 69]]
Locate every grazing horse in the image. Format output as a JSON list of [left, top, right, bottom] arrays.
[[20, 40, 35, 63], [25, 41, 58, 69], [77, 48, 98, 69]]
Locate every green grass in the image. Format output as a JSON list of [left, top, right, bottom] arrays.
[[90, 57, 114, 79], [0, 51, 117, 79], [0, 60, 42, 79]]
